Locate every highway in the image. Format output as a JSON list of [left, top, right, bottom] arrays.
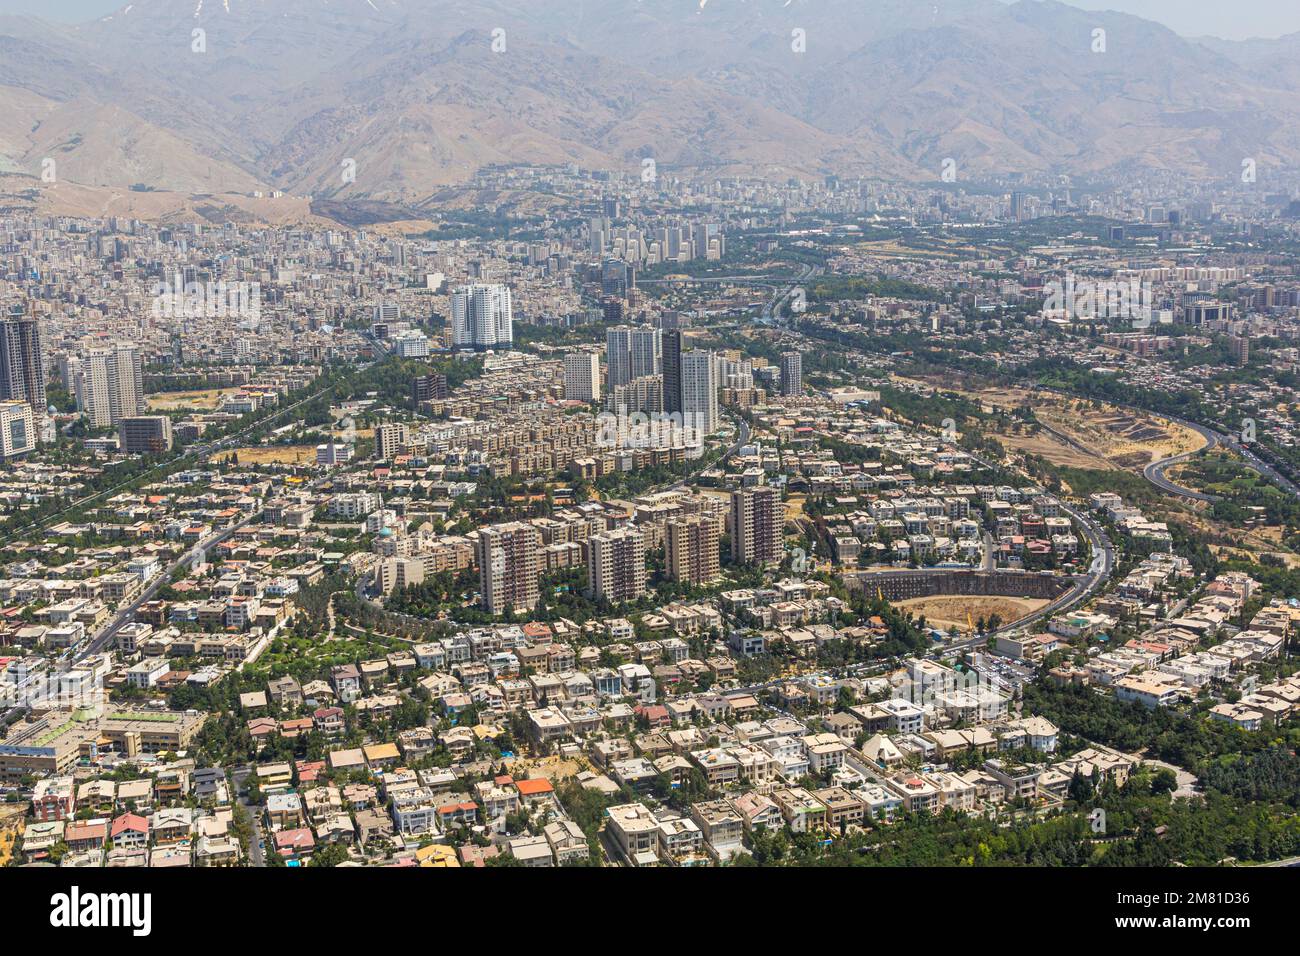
[[1142, 420, 1222, 503], [0, 509, 272, 726], [0, 377, 340, 550], [666, 415, 751, 495], [82, 459, 344, 665], [639, 263, 819, 329], [1032, 384, 1300, 503], [966, 448, 1116, 640], [80, 511, 264, 662], [762, 264, 821, 325]]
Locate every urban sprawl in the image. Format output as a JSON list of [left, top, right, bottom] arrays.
[[1, 166, 1300, 869]]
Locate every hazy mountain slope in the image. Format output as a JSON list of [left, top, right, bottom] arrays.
[[0, 0, 1298, 198]]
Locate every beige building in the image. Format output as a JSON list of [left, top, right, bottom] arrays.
[[731, 485, 783, 567], [590, 526, 646, 604], [476, 522, 543, 615], [0, 400, 35, 459], [72, 344, 144, 427], [667, 515, 721, 585]]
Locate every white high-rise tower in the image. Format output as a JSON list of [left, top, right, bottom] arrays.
[[451, 284, 513, 349]]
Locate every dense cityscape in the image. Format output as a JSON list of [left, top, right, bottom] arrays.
[[0, 161, 1298, 879], [0, 7, 1296, 936]]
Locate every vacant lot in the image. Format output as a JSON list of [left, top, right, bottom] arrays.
[[505, 754, 583, 782], [994, 426, 1112, 470], [918, 380, 1207, 473], [147, 387, 242, 411], [214, 445, 317, 466], [895, 595, 1050, 634]]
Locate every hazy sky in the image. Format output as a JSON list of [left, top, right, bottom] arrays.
[[1002, 0, 1300, 41], [0, 0, 120, 19], [1, 0, 1298, 41]]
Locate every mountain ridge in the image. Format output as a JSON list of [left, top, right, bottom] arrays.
[[1, 0, 1297, 202]]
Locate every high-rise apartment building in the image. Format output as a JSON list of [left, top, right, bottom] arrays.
[[564, 352, 601, 403], [73, 345, 144, 427], [374, 422, 410, 462], [662, 330, 683, 414], [1230, 335, 1250, 367], [605, 326, 632, 389], [731, 486, 783, 567], [681, 349, 718, 434], [607, 375, 663, 416], [411, 373, 448, 405], [451, 284, 513, 349], [589, 526, 647, 604], [629, 326, 660, 382], [476, 522, 543, 615], [667, 516, 721, 585], [0, 308, 46, 411], [605, 325, 661, 389], [779, 351, 803, 396]]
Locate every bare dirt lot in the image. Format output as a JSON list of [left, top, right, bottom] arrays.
[[894, 595, 1050, 634], [505, 755, 584, 782], [214, 445, 317, 466], [147, 387, 243, 411], [912, 380, 1207, 473]]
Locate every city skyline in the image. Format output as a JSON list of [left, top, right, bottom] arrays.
[[0, 0, 1296, 922]]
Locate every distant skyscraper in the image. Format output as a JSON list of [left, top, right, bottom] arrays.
[[602, 298, 625, 325], [693, 222, 725, 260], [681, 349, 718, 434], [779, 351, 803, 396], [731, 486, 783, 568], [1010, 191, 1027, 222], [0, 308, 46, 412], [451, 284, 513, 349], [564, 352, 601, 403], [589, 216, 610, 256], [74, 345, 144, 427], [662, 330, 683, 414], [601, 258, 630, 298], [589, 526, 646, 604], [667, 516, 720, 585], [605, 325, 660, 389], [477, 522, 542, 616]]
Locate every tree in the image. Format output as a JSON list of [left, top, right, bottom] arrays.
[[308, 842, 350, 867], [1067, 768, 1094, 804], [1150, 767, 1178, 796]]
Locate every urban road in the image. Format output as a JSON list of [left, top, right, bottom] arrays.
[[1033, 385, 1300, 503], [0, 377, 343, 551], [0, 367, 364, 726]]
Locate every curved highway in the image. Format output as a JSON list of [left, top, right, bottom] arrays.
[[1031, 385, 1230, 502], [1142, 420, 1222, 503]]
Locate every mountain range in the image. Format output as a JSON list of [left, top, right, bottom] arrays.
[[1, 0, 1298, 209]]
